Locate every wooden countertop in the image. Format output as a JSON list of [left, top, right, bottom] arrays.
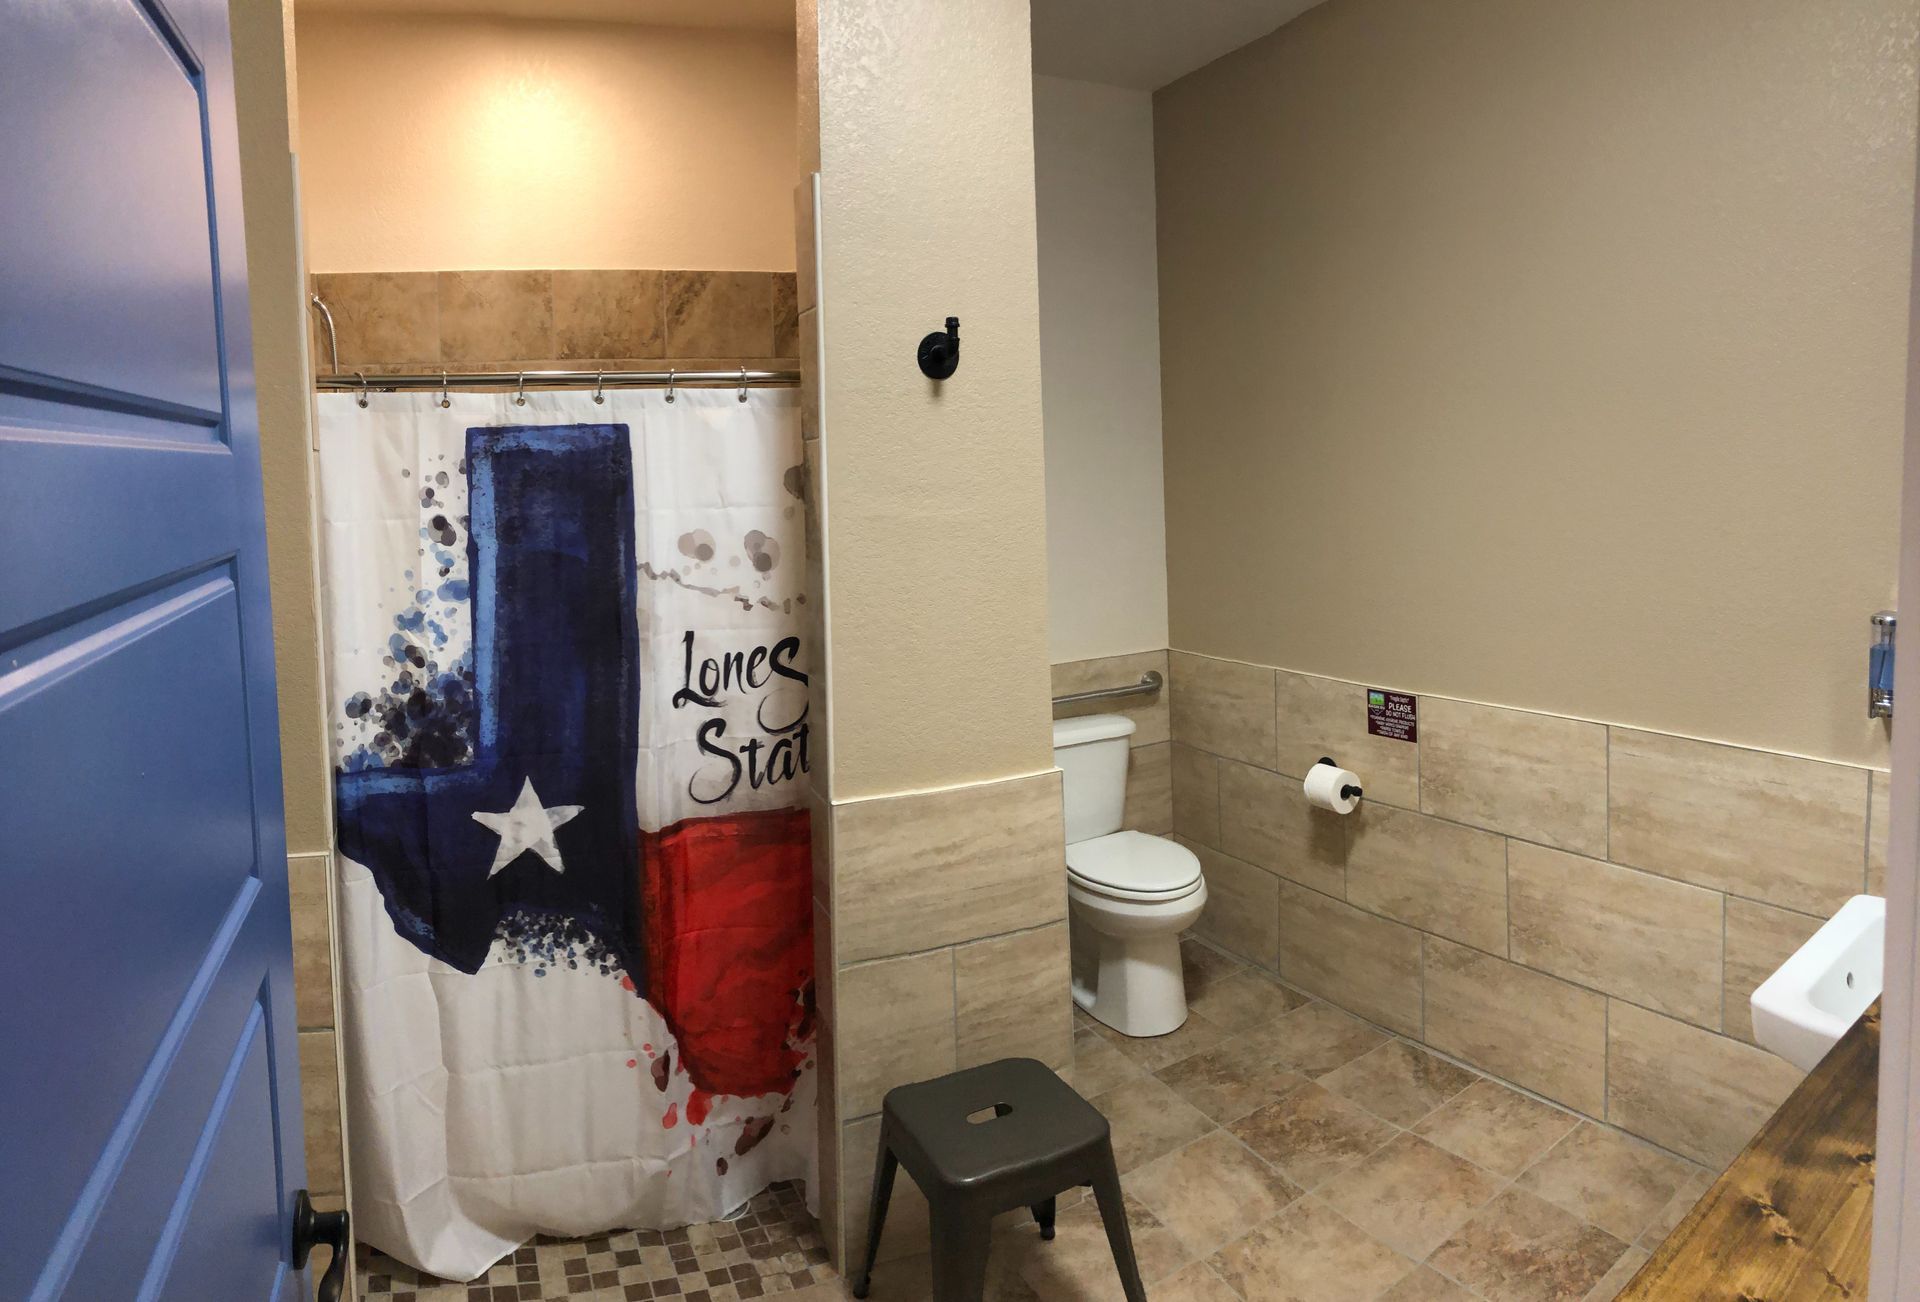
[[1620, 1000, 1878, 1300]]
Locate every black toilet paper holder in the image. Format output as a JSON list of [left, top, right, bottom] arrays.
[[1317, 757, 1363, 803]]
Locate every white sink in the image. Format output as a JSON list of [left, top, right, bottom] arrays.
[[1751, 894, 1884, 1071]]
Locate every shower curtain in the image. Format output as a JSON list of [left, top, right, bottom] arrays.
[[315, 387, 816, 1281]]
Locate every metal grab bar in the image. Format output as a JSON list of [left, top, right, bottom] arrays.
[[309, 293, 339, 375], [1051, 670, 1163, 709]]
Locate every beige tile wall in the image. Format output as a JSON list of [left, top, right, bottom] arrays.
[[820, 772, 1073, 1268], [1169, 651, 1886, 1167], [1050, 650, 1176, 839], [810, 646, 1146, 1269], [308, 268, 801, 374], [287, 851, 346, 1200], [832, 772, 1069, 963]]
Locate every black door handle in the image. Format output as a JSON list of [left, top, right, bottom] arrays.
[[291, 1188, 350, 1302]]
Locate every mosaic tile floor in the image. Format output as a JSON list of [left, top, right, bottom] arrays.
[[355, 1181, 837, 1302], [357, 939, 1716, 1302]]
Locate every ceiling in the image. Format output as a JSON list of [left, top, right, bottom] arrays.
[[293, 0, 793, 29], [1029, 0, 1327, 90]]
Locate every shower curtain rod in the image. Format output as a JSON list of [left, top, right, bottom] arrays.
[[316, 367, 800, 393]]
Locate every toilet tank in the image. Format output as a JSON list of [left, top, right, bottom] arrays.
[[1052, 713, 1137, 844]]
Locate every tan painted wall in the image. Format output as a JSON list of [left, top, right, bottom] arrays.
[[1155, 0, 1917, 767], [811, 0, 1055, 797], [295, 11, 797, 273], [1035, 75, 1170, 665], [800, 4, 1065, 1266]]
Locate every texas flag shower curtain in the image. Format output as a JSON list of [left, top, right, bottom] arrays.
[[315, 386, 816, 1281]]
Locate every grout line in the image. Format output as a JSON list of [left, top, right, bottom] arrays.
[[1207, 741, 1634, 872], [1397, 1028, 1709, 1172], [1720, 893, 1729, 1035], [1420, 932, 1428, 1043], [1194, 731, 1829, 911], [1209, 751, 1222, 843], [1602, 998, 1611, 1124], [1202, 815, 1761, 1042], [1605, 724, 1613, 862], [1216, 1070, 1536, 1300], [1195, 1257, 1246, 1302], [1503, 837, 1512, 960], [827, 764, 1060, 808], [839, 917, 1063, 971]]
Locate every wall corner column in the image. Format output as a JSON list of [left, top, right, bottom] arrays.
[[795, 0, 1070, 1270]]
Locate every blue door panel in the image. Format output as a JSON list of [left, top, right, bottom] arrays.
[[0, 574, 260, 1275], [59, 907, 288, 1299], [152, 1003, 290, 1302], [0, 0, 223, 416], [0, 429, 239, 645], [1, 0, 306, 1293]]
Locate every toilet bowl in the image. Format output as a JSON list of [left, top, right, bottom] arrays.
[[1053, 714, 1209, 1038]]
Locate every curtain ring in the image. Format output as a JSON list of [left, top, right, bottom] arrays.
[[513, 371, 528, 407], [437, 369, 450, 409], [592, 369, 605, 405], [354, 371, 369, 408], [665, 368, 676, 404], [737, 366, 749, 403]]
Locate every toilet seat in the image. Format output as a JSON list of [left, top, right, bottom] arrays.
[[1065, 830, 1203, 902]]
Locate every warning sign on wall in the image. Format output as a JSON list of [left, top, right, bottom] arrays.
[[1367, 690, 1417, 742]]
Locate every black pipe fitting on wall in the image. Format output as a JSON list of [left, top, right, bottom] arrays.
[[918, 317, 960, 380]]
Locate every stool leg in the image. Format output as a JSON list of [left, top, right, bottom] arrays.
[[1090, 1154, 1147, 1302], [1030, 1196, 1056, 1240], [928, 1207, 992, 1302], [849, 1122, 898, 1300]]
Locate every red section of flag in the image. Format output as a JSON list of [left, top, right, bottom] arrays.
[[642, 806, 814, 1099]]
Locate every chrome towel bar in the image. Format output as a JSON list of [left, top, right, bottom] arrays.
[[1051, 670, 1163, 709]]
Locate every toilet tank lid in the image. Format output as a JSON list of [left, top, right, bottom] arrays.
[[1052, 713, 1138, 747]]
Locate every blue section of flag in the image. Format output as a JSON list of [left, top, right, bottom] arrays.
[[334, 424, 643, 977]]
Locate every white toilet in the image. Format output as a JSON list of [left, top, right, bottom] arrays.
[[1054, 714, 1208, 1038]]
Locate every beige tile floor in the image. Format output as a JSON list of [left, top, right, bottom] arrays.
[[358, 938, 1716, 1302], [835, 939, 1715, 1302]]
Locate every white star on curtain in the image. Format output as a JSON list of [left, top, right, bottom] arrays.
[[471, 777, 584, 878]]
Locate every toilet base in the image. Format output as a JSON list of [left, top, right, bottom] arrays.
[[1067, 879, 1207, 1039], [1074, 930, 1189, 1037]]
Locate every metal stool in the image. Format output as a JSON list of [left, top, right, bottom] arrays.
[[848, 1057, 1147, 1302]]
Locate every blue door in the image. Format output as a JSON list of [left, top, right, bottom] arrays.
[[0, 1, 319, 1298]]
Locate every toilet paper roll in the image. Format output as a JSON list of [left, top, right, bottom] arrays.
[[1303, 761, 1363, 815]]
